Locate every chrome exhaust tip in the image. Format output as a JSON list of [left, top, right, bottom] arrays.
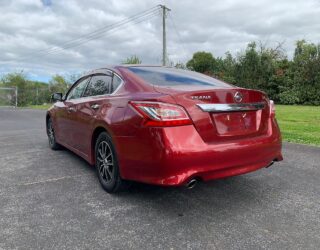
[[266, 161, 275, 168], [186, 179, 197, 189]]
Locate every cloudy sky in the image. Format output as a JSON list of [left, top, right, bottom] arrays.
[[0, 0, 320, 82]]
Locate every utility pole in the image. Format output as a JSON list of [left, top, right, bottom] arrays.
[[36, 87, 39, 105], [159, 5, 171, 66], [15, 87, 18, 108]]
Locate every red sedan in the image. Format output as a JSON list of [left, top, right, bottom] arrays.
[[47, 65, 283, 193]]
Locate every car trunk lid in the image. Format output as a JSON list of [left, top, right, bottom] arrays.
[[154, 85, 270, 143]]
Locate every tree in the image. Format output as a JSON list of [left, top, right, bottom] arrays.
[[122, 55, 142, 64], [186, 51, 215, 73], [67, 73, 82, 85], [290, 40, 320, 104], [49, 75, 69, 94], [220, 52, 236, 83], [185, 42, 292, 103], [1, 72, 28, 106], [1, 40, 320, 106], [174, 62, 187, 69]]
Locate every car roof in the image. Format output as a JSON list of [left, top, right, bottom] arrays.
[[85, 65, 166, 73], [116, 64, 163, 68], [80, 65, 179, 80]]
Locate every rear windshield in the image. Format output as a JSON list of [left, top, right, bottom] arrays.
[[127, 67, 229, 87]]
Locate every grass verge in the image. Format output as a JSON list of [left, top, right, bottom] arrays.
[[276, 105, 320, 146], [26, 104, 52, 110]]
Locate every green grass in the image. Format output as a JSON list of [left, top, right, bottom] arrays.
[[276, 105, 320, 146], [26, 104, 52, 110]]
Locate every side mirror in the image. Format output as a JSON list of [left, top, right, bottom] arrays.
[[51, 93, 63, 102]]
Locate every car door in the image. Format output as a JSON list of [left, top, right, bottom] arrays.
[[56, 76, 90, 147], [71, 73, 113, 155]]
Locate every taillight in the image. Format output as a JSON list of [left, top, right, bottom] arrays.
[[270, 100, 276, 117], [129, 101, 192, 127]]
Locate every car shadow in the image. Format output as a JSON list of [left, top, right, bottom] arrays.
[[115, 175, 274, 219], [58, 145, 96, 172], [60, 144, 275, 216]]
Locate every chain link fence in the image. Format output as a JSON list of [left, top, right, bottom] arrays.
[[0, 86, 65, 107], [18, 86, 52, 106], [0, 87, 17, 107]]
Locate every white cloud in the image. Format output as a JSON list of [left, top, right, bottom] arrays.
[[0, 0, 320, 81]]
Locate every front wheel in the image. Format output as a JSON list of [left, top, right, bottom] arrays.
[[95, 132, 129, 193], [47, 117, 61, 150]]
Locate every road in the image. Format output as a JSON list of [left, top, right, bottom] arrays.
[[0, 108, 319, 250]]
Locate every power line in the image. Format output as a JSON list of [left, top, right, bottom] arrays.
[[30, 6, 159, 56], [0, 11, 160, 71], [39, 11, 160, 60], [43, 8, 160, 55], [3, 6, 161, 62], [168, 12, 189, 63], [45, 10, 160, 55], [51, 6, 160, 49]]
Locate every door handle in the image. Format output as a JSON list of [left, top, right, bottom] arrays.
[[91, 104, 100, 110], [67, 106, 76, 112]]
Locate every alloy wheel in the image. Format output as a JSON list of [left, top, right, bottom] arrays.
[[47, 119, 55, 145], [96, 141, 114, 183]]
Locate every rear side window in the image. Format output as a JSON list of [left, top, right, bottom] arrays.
[[112, 75, 122, 92], [127, 67, 229, 87], [83, 75, 112, 97]]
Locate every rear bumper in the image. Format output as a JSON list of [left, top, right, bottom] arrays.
[[116, 118, 282, 186]]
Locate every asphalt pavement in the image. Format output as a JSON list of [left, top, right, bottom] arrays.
[[0, 107, 319, 250]]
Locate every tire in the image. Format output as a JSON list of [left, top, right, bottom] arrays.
[[47, 117, 61, 150], [95, 132, 129, 193]]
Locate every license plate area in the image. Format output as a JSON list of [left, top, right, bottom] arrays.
[[212, 111, 260, 136]]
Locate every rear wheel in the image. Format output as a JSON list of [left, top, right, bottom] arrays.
[[47, 117, 61, 150], [95, 132, 129, 193]]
